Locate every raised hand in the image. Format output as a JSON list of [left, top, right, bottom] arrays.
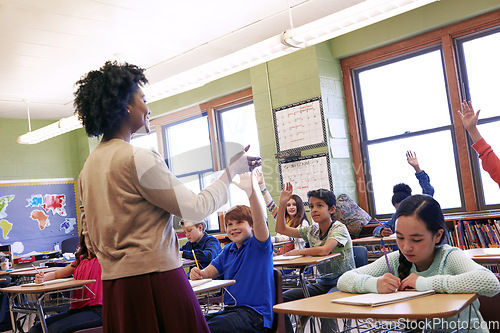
[[457, 100, 482, 143], [279, 182, 293, 206], [406, 151, 421, 173], [233, 172, 255, 197]]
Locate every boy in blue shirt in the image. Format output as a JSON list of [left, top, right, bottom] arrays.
[[190, 172, 275, 333], [179, 220, 222, 269]]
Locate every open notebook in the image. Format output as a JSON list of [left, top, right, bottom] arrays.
[[189, 278, 212, 288], [273, 254, 303, 261], [331, 290, 435, 307], [21, 277, 74, 287]]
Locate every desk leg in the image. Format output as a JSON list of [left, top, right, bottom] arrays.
[[35, 295, 48, 333], [8, 294, 17, 333], [298, 267, 310, 298]]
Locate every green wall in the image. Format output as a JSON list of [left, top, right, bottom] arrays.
[[0, 118, 89, 181]]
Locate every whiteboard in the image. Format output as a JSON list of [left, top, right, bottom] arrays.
[[278, 154, 333, 204], [273, 97, 327, 153]]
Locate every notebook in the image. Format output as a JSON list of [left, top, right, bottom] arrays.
[[273, 254, 303, 261], [189, 278, 212, 288], [331, 290, 435, 307], [21, 277, 74, 287]]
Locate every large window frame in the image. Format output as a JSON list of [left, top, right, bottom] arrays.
[[341, 10, 500, 216], [150, 88, 255, 231]]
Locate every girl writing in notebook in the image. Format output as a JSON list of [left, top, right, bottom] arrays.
[[338, 195, 500, 332], [29, 234, 103, 333]]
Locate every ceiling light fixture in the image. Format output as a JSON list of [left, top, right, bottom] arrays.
[[17, 114, 82, 144]]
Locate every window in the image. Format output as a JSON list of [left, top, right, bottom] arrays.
[[152, 89, 260, 231], [341, 12, 500, 216], [130, 130, 158, 152]]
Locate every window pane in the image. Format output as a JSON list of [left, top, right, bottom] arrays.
[[462, 31, 500, 120], [358, 50, 450, 140], [477, 122, 500, 205], [367, 131, 461, 215], [130, 131, 158, 152], [219, 103, 260, 167], [164, 116, 213, 175]]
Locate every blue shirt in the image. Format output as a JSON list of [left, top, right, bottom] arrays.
[[373, 170, 434, 236], [211, 235, 275, 329], [180, 232, 222, 269]]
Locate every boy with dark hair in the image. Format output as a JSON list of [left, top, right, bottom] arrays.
[[179, 220, 222, 270], [276, 184, 355, 333], [190, 172, 275, 333]]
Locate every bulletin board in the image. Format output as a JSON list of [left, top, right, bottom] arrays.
[[0, 179, 80, 256], [273, 97, 327, 153], [278, 154, 333, 205]]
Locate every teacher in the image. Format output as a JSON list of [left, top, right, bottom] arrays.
[[74, 61, 261, 333]]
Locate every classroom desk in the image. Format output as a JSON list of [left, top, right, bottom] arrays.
[[463, 248, 500, 266], [273, 254, 339, 298], [192, 279, 236, 294], [192, 279, 236, 313], [182, 258, 196, 267], [0, 279, 96, 333], [273, 291, 478, 332], [352, 234, 397, 245]]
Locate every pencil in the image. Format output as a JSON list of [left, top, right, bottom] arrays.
[[31, 264, 41, 275], [192, 250, 200, 270], [381, 239, 392, 274], [374, 218, 385, 228]]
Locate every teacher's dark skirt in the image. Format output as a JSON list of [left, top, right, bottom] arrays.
[[102, 266, 209, 333]]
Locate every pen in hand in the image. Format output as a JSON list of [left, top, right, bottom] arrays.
[[32, 264, 41, 275]]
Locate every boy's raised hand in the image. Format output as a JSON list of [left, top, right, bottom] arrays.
[[279, 182, 293, 206], [233, 171, 255, 197]]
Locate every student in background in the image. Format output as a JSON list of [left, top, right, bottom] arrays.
[[339, 195, 500, 331], [276, 183, 355, 333], [374, 150, 434, 237], [256, 169, 309, 254], [179, 220, 222, 270], [458, 100, 500, 187], [29, 234, 102, 333], [74, 61, 260, 333], [190, 171, 275, 333]]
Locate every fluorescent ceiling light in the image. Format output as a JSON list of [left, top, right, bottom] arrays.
[[18, 0, 437, 144], [17, 115, 82, 144]]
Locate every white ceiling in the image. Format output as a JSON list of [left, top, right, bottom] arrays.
[[3, 0, 434, 121]]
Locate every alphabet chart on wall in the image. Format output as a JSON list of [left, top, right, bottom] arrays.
[[278, 154, 332, 204], [273, 97, 327, 153]]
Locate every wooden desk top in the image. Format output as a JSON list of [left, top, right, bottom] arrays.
[[463, 248, 500, 265], [192, 279, 235, 294], [273, 253, 340, 268], [273, 291, 478, 320], [0, 279, 96, 294], [353, 235, 397, 245], [8, 266, 60, 277]]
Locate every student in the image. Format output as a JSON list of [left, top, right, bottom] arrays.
[[276, 183, 355, 333], [74, 61, 261, 333], [339, 195, 500, 331], [458, 100, 500, 188], [373, 150, 434, 237], [29, 234, 103, 333], [190, 171, 275, 333], [179, 219, 222, 270], [256, 169, 309, 253]]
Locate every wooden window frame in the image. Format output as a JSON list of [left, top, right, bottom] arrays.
[[341, 10, 500, 214]]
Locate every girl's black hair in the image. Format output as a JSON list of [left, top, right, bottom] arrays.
[[393, 195, 448, 279], [71, 234, 96, 268], [391, 183, 412, 207], [73, 61, 148, 137], [286, 194, 309, 228]]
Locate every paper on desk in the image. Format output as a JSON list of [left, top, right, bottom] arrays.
[[473, 248, 500, 257], [189, 278, 212, 288], [273, 254, 303, 261], [331, 290, 435, 307], [21, 277, 74, 287]]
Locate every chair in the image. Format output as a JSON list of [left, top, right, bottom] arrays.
[[353, 246, 368, 268], [478, 274, 500, 333], [61, 236, 80, 253], [271, 268, 286, 333], [0, 277, 13, 332]]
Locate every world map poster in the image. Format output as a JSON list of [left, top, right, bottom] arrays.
[[0, 179, 79, 256]]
